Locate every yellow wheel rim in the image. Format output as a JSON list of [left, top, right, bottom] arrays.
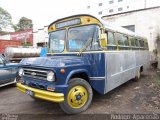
[[67, 86, 88, 109]]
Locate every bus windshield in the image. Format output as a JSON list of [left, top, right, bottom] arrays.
[[67, 25, 97, 52], [49, 30, 66, 52], [49, 25, 97, 53]]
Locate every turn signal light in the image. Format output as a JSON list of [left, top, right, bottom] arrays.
[[60, 69, 65, 74]]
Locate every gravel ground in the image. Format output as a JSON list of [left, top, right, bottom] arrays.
[[0, 68, 159, 119]]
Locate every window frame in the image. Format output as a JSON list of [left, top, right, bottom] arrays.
[[118, 7, 123, 11], [67, 24, 101, 52], [48, 29, 66, 53], [98, 3, 103, 6], [115, 33, 130, 50], [109, 0, 114, 4], [109, 9, 114, 13], [98, 11, 102, 15], [118, 0, 123, 2]]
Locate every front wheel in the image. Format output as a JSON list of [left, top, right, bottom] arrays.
[[59, 78, 93, 114]]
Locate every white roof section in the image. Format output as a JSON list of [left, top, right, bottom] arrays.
[[97, 16, 146, 39]]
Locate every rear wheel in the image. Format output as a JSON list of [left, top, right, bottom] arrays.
[[59, 78, 93, 114], [134, 68, 141, 81]]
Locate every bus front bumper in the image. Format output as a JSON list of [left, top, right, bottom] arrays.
[[16, 83, 64, 102]]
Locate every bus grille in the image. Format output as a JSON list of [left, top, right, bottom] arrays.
[[23, 68, 47, 80]]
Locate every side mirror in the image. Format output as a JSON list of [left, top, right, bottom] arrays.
[[100, 33, 107, 47]]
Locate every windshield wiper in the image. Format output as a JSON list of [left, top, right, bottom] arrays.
[[77, 37, 93, 56], [77, 28, 96, 56]]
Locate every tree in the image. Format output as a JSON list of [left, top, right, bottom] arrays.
[[16, 17, 33, 31], [0, 7, 13, 32]]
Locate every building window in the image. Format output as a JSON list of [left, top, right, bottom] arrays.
[[87, 6, 90, 9], [99, 3, 103, 6], [109, 9, 114, 13], [118, 0, 123, 2], [122, 25, 135, 32], [118, 7, 123, 11], [109, 0, 114, 4], [98, 11, 102, 15]]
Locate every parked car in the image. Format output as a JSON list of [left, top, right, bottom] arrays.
[[0, 54, 19, 87]]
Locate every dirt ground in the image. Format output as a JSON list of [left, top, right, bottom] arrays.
[[86, 68, 160, 114], [0, 68, 159, 116]]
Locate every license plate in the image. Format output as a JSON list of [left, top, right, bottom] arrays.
[[26, 90, 34, 96]]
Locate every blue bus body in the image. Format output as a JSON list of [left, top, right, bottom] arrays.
[[19, 50, 149, 95]]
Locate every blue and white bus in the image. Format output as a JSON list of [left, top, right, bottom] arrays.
[[17, 14, 150, 114]]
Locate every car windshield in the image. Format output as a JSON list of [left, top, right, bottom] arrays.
[[49, 30, 66, 52], [67, 25, 97, 52], [0, 55, 8, 63]]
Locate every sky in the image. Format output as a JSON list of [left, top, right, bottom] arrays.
[[1, 0, 160, 32], [0, 0, 87, 31]]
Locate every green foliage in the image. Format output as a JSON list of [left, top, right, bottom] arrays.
[[0, 7, 33, 32], [22, 42, 32, 46], [16, 17, 33, 31], [0, 7, 13, 31]]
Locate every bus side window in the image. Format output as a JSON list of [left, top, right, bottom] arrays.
[[117, 33, 124, 45], [107, 31, 116, 50], [145, 40, 149, 50], [130, 37, 135, 49], [116, 33, 125, 50], [123, 35, 129, 50], [135, 39, 139, 47], [139, 39, 144, 49]]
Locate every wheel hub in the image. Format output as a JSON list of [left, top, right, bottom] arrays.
[[67, 86, 88, 108]]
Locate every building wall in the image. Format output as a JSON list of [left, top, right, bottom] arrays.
[[0, 34, 11, 40], [103, 7, 160, 52], [10, 29, 33, 45], [0, 29, 33, 45], [33, 26, 48, 47], [86, 0, 160, 17]]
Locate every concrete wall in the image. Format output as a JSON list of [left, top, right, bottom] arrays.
[[86, 0, 160, 17], [103, 7, 160, 52], [33, 27, 48, 47]]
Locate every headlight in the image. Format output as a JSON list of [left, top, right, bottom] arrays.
[[47, 71, 55, 82], [19, 68, 24, 76]]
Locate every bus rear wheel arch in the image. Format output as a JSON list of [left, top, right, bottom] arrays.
[[59, 78, 93, 114], [134, 66, 143, 81]]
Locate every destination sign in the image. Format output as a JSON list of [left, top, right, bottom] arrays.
[[56, 18, 81, 29]]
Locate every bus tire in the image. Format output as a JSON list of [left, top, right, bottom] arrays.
[[59, 78, 93, 114], [134, 68, 141, 81]]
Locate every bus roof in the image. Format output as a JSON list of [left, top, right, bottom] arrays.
[[97, 16, 146, 39], [48, 14, 146, 39]]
